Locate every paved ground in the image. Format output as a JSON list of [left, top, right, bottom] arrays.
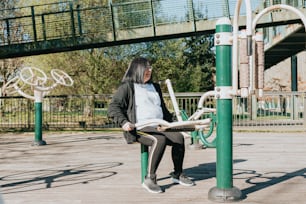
[[0, 129, 305, 204]]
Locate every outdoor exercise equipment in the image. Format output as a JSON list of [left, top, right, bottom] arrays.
[[207, 1, 306, 203], [166, 79, 217, 149], [135, 118, 212, 183], [135, 118, 211, 132], [5, 67, 73, 146]]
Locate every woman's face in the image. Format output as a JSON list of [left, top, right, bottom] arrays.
[[143, 65, 152, 83]]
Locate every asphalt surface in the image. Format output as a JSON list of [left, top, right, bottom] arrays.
[[0, 130, 305, 204]]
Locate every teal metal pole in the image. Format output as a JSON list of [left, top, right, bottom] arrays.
[[35, 102, 42, 141], [140, 144, 148, 183], [216, 24, 232, 190], [291, 55, 298, 91], [208, 17, 241, 202], [33, 91, 46, 146], [291, 55, 298, 120]]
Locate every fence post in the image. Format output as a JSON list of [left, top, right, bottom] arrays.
[[304, 94, 306, 127], [27, 99, 32, 129], [110, 3, 118, 41], [69, 2, 76, 37], [76, 4, 82, 35], [31, 6, 37, 42], [150, 0, 156, 36], [293, 93, 299, 120], [251, 95, 257, 120]]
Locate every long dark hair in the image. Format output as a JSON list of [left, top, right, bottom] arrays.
[[122, 57, 152, 84]]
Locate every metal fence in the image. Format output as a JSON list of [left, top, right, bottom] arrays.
[[0, 95, 113, 130], [0, 92, 305, 131], [233, 92, 305, 127], [0, 0, 264, 46]]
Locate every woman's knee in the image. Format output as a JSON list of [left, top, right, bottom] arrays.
[[173, 133, 185, 145], [155, 135, 167, 146], [137, 134, 167, 147], [179, 133, 185, 144]]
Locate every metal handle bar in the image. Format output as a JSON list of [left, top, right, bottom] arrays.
[[135, 118, 211, 131]]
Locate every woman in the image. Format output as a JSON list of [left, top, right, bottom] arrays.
[[107, 57, 194, 193]]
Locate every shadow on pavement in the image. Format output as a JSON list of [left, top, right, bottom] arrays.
[[0, 162, 122, 194]]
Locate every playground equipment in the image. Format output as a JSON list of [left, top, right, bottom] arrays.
[[136, 79, 218, 183], [157, 1, 306, 202], [166, 79, 217, 149], [3, 67, 73, 146], [135, 118, 211, 132], [135, 117, 212, 183], [208, 2, 306, 203]]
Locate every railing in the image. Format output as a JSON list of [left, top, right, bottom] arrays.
[[0, 0, 305, 69], [4, 0, 306, 60], [2, 0, 306, 46], [0, 95, 113, 130], [233, 92, 305, 127], [0, 0, 262, 46], [171, 92, 305, 127], [0, 92, 305, 131]]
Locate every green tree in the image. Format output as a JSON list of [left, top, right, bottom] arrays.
[[24, 35, 216, 95], [134, 37, 215, 93], [177, 35, 215, 92], [139, 39, 185, 92], [24, 48, 128, 95]]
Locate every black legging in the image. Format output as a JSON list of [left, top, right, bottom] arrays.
[[136, 126, 185, 178]]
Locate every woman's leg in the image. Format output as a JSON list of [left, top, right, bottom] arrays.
[[137, 129, 194, 187], [137, 127, 167, 177], [164, 132, 194, 186], [164, 132, 185, 174]]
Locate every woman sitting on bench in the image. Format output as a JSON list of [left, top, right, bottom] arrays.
[[107, 57, 195, 193]]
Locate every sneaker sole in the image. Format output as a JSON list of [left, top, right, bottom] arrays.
[[142, 183, 163, 193], [172, 178, 195, 187]]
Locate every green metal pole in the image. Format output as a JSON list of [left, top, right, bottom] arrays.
[[34, 102, 43, 141], [291, 55, 298, 120], [208, 17, 241, 202], [215, 17, 232, 189], [291, 55, 298, 92], [33, 91, 46, 146], [140, 144, 148, 183]]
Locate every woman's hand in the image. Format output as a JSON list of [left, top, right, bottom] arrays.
[[122, 122, 135, 131]]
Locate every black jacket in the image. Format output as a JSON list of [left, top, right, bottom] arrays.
[[107, 81, 173, 143]]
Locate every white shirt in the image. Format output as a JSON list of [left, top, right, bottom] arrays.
[[134, 83, 163, 127]]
